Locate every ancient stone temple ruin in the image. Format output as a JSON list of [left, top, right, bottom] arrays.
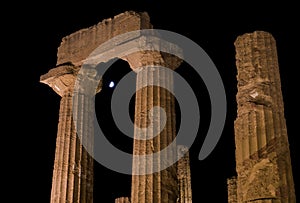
[[40, 11, 295, 203], [40, 11, 191, 203]]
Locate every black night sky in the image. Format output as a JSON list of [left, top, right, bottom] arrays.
[[7, 1, 299, 202]]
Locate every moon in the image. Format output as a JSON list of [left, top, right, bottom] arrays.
[[109, 81, 115, 88]]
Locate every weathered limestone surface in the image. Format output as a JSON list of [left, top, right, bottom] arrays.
[[126, 51, 181, 203], [56, 11, 152, 66], [227, 176, 237, 203], [41, 64, 96, 203], [177, 145, 192, 203], [40, 64, 80, 96], [115, 197, 131, 203], [233, 31, 296, 203]]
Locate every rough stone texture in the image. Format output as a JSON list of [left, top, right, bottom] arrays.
[[177, 146, 192, 203], [227, 176, 237, 203], [128, 51, 181, 203], [122, 51, 182, 72], [115, 197, 131, 203], [40, 64, 80, 96], [233, 31, 296, 203], [41, 64, 96, 203], [56, 11, 152, 66]]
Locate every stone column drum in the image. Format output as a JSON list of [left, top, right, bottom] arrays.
[[233, 31, 296, 203]]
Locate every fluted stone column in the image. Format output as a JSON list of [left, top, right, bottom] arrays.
[[177, 145, 192, 203], [40, 64, 100, 203], [115, 197, 131, 203], [234, 31, 296, 202], [122, 51, 181, 203]]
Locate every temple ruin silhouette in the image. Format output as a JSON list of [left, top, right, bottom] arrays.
[[40, 11, 296, 203]]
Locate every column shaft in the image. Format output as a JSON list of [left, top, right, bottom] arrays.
[[234, 31, 296, 203], [131, 66, 178, 203], [50, 89, 94, 203], [177, 146, 192, 203]]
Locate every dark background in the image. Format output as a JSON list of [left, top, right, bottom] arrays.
[[6, 1, 298, 202]]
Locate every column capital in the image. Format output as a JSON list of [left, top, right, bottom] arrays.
[[40, 64, 79, 97], [121, 51, 182, 72], [40, 64, 102, 97]]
